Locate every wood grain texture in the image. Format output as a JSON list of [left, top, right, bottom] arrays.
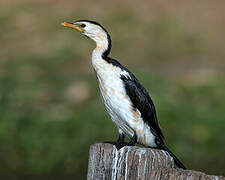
[[87, 143, 225, 180]]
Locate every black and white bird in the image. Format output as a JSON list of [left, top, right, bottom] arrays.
[[61, 20, 186, 169]]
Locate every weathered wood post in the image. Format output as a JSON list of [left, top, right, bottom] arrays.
[[87, 143, 225, 180]]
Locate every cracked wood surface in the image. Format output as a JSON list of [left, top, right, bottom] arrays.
[[87, 143, 225, 180]]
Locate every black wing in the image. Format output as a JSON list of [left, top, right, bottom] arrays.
[[120, 72, 164, 141], [104, 57, 164, 141]]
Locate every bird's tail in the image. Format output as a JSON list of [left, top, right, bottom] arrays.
[[157, 143, 186, 169]]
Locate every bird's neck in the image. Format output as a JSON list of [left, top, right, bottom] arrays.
[[92, 34, 111, 71]]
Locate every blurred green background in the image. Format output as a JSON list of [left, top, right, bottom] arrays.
[[1, 0, 225, 179]]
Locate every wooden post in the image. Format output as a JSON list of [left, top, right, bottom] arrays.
[[87, 143, 225, 180]]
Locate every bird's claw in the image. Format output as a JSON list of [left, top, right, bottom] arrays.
[[104, 132, 137, 150], [103, 141, 117, 145], [116, 140, 137, 149], [115, 142, 129, 149], [104, 141, 134, 149]]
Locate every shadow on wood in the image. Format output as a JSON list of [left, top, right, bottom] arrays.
[[87, 143, 225, 180]]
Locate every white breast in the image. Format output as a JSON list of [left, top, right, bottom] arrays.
[[92, 51, 156, 147]]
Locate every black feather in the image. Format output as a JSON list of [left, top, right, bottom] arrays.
[[74, 19, 186, 169], [120, 71, 186, 169], [104, 57, 124, 69], [157, 143, 186, 169], [101, 55, 164, 142], [120, 72, 164, 142], [80, 19, 164, 141]]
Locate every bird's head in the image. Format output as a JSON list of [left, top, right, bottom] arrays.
[[61, 20, 111, 47]]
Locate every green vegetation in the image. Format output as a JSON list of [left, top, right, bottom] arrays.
[[1, 1, 225, 179]]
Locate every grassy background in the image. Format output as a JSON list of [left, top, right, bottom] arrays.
[[1, 0, 225, 179]]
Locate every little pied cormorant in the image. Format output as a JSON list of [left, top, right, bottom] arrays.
[[61, 20, 186, 169]]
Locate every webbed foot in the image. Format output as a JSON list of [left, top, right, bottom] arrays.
[[103, 141, 117, 145], [104, 132, 137, 150]]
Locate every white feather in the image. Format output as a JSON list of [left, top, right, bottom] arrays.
[[84, 22, 156, 147], [92, 48, 156, 147]]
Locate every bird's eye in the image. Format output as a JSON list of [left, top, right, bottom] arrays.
[[80, 24, 86, 28]]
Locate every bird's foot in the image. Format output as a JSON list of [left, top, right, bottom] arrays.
[[103, 141, 134, 150], [115, 141, 130, 149], [116, 139, 139, 149], [103, 141, 117, 145], [104, 132, 137, 150]]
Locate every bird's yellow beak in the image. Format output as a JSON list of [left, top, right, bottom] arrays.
[[61, 22, 85, 33]]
